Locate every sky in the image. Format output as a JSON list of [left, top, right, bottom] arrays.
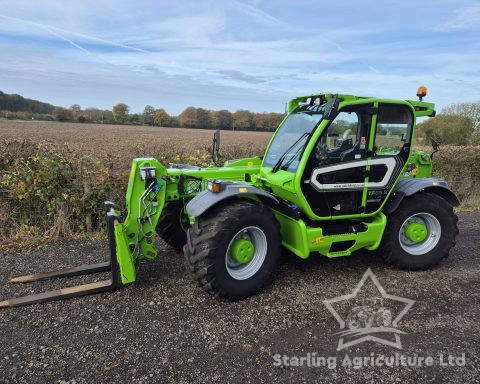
[[0, 0, 479, 115]]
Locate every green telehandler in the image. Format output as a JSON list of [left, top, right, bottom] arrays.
[[1, 88, 459, 307]]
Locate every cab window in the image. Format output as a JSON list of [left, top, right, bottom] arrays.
[[323, 111, 359, 151], [374, 104, 412, 155], [313, 103, 372, 165]]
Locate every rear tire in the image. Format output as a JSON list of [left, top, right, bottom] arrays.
[[380, 192, 458, 270], [156, 201, 189, 250], [184, 200, 281, 300]]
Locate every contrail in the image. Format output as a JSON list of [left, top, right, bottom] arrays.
[[0, 14, 150, 54], [230, 0, 286, 27], [0, 14, 119, 65]]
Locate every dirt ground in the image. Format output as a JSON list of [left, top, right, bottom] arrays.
[[0, 212, 479, 383]]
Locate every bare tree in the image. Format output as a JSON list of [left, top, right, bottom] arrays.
[[441, 102, 480, 131]]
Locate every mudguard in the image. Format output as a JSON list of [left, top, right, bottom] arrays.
[[383, 177, 460, 214], [186, 181, 278, 217]]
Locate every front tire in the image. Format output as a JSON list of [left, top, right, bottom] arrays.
[[380, 192, 458, 270], [156, 201, 189, 250], [184, 200, 281, 300]]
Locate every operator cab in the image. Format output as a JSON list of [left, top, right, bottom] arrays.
[[262, 93, 417, 219]]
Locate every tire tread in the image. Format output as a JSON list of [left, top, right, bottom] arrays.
[[184, 199, 280, 299]]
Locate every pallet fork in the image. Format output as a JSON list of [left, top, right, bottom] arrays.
[[1, 158, 167, 309], [0, 203, 123, 308]]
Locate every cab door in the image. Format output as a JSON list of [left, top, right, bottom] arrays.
[[301, 102, 375, 218], [364, 103, 414, 213]]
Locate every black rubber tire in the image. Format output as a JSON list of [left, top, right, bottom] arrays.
[[184, 199, 281, 300], [380, 192, 458, 270], [156, 201, 189, 250]]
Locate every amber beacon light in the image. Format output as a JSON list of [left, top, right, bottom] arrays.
[[416, 86, 427, 101]]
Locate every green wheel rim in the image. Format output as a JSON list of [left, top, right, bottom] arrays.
[[225, 226, 267, 280], [404, 222, 428, 243], [399, 213, 441, 255], [230, 238, 255, 264]]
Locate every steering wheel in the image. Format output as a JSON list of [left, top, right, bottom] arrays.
[[315, 144, 329, 163]]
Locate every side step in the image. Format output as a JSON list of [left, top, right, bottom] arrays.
[[0, 202, 122, 309]]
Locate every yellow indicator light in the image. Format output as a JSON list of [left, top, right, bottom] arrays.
[[311, 237, 325, 244], [239, 187, 248, 193], [247, 161, 254, 166], [213, 184, 221, 193]]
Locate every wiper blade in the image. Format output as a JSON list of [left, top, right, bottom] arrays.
[[271, 132, 310, 173]]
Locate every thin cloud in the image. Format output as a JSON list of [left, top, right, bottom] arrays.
[[230, 0, 287, 27], [434, 3, 480, 32]]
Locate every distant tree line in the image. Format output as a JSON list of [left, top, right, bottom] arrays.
[[110, 103, 285, 131], [416, 102, 480, 146], [0, 90, 54, 114], [9, 89, 479, 139], [0, 90, 285, 131]]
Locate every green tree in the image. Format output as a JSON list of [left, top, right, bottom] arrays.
[[265, 112, 285, 131], [471, 130, 480, 145], [169, 116, 179, 127], [112, 103, 129, 123], [70, 104, 82, 121], [214, 110, 233, 129], [52, 107, 73, 122], [376, 124, 387, 136], [233, 110, 252, 130], [153, 108, 171, 126], [129, 113, 141, 124], [196, 108, 211, 128], [416, 114, 474, 145], [179, 107, 197, 127], [252, 113, 265, 131], [442, 102, 480, 131], [84, 108, 103, 123], [0, 90, 55, 114], [142, 105, 155, 125]]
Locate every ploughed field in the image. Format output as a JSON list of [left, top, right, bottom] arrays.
[[0, 121, 272, 169]]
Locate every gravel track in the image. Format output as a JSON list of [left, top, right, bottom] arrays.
[[0, 212, 479, 383]]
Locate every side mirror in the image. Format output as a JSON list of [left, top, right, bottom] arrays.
[[323, 95, 340, 120], [212, 129, 221, 165]]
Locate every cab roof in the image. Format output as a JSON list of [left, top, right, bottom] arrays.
[[287, 93, 435, 118]]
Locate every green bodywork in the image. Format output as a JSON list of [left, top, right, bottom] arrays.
[[112, 93, 437, 285], [112, 157, 263, 283]]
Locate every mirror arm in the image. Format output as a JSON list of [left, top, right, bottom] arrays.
[[430, 136, 440, 159], [211, 129, 221, 166]]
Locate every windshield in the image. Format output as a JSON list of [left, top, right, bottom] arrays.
[[263, 109, 324, 172]]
